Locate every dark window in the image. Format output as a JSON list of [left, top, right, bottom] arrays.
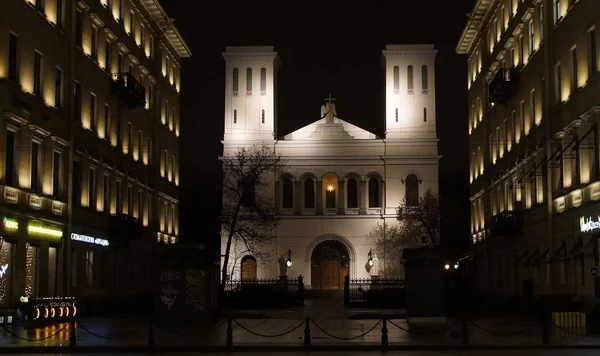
[[590, 29, 597, 76], [90, 94, 96, 130], [556, 63, 562, 102], [116, 180, 122, 213], [89, 168, 96, 209], [261, 109, 265, 124], [282, 178, 293, 209], [33, 51, 42, 96], [53, 151, 61, 197], [260, 68, 267, 92], [76, 10, 83, 47], [103, 175, 109, 212], [407, 65, 414, 90], [31, 142, 39, 192], [8, 33, 18, 81], [74, 82, 81, 122], [393, 66, 399, 90], [405, 174, 419, 206], [421, 65, 428, 90], [54, 68, 62, 108], [105, 40, 111, 71], [246, 68, 252, 92], [424, 107, 427, 122], [128, 123, 133, 155], [241, 180, 256, 207], [104, 104, 110, 139], [127, 185, 132, 214], [368, 178, 380, 207], [56, 0, 63, 26], [304, 179, 314, 208], [91, 27, 98, 60], [572, 47, 578, 89], [347, 179, 358, 209], [233, 109, 237, 124], [232, 68, 239, 92], [395, 108, 398, 122], [117, 53, 123, 78], [73, 161, 82, 206], [35, 0, 43, 11], [5, 130, 15, 186]]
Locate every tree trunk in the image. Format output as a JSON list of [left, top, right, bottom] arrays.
[[220, 201, 242, 297]]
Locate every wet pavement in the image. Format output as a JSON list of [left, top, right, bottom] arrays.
[[24, 351, 600, 356]]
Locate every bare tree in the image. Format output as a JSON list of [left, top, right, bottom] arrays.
[[220, 146, 282, 294], [370, 222, 405, 277], [397, 189, 441, 248]]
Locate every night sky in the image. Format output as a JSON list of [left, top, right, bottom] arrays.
[[161, 1, 476, 255]]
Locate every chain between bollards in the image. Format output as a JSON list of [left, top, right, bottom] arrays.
[[303, 316, 311, 346], [226, 318, 233, 347], [381, 318, 388, 346], [69, 319, 77, 346], [462, 318, 469, 345]]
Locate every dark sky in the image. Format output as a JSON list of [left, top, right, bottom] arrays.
[[161, 1, 476, 254]]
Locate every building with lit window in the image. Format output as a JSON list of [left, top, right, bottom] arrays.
[[0, 0, 189, 311], [220, 45, 439, 289], [457, 0, 600, 302]]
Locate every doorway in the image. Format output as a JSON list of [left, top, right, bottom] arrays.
[[240, 256, 257, 280], [311, 240, 349, 290]]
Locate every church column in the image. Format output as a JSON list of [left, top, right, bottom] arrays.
[[337, 179, 345, 214], [380, 180, 386, 215], [316, 181, 323, 215], [294, 180, 302, 214], [359, 180, 368, 214]]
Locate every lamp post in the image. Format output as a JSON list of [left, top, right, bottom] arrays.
[[286, 249, 293, 267], [368, 249, 374, 267]]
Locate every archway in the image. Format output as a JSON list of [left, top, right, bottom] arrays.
[[240, 256, 257, 281], [310, 240, 349, 290]]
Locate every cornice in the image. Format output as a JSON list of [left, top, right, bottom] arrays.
[[382, 51, 437, 59], [222, 52, 278, 61]]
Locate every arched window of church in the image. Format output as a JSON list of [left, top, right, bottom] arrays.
[[260, 68, 267, 93], [246, 68, 252, 94], [347, 178, 358, 208], [405, 174, 419, 206], [393, 66, 399, 92], [421, 65, 428, 92], [261, 109, 265, 124], [232, 68, 239, 94], [282, 177, 294, 209], [395, 108, 398, 122], [304, 179, 315, 208], [423, 107, 427, 122], [368, 178, 380, 208], [233, 109, 237, 124], [407, 65, 414, 92]]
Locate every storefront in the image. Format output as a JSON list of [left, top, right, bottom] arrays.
[[70, 227, 110, 292], [0, 214, 64, 308]]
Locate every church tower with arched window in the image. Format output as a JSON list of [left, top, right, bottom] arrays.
[[382, 45, 437, 139], [222, 47, 280, 142]]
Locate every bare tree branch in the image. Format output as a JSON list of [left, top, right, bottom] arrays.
[[396, 189, 441, 248]]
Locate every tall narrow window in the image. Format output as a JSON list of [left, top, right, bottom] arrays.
[[347, 179, 358, 209], [56, 0, 63, 27], [232, 68, 239, 95], [104, 40, 111, 70], [31, 142, 39, 192], [368, 178, 380, 208], [90, 94, 96, 130], [85, 250, 93, 288], [35, 0, 44, 12], [89, 167, 96, 209], [571, 47, 578, 89], [171, 155, 175, 180], [423, 107, 427, 122], [147, 137, 152, 165], [261, 109, 265, 124], [260, 67, 266, 94], [282, 177, 294, 209], [103, 175, 109, 212], [163, 100, 168, 125], [129, 10, 135, 36], [138, 190, 143, 217], [554, 0, 561, 24], [5, 130, 15, 186], [53, 151, 61, 197], [34, 51, 42, 96], [530, 89, 536, 126], [407, 65, 414, 92], [246, 68, 252, 94], [171, 108, 175, 130], [54, 68, 62, 108], [128, 123, 133, 155], [421, 65, 428, 93], [127, 185, 132, 214], [394, 108, 399, 122], [8, 33, 18, 81], [540, 4, 544, 41], [116, 180, 122, 213], [138, 130, 143, 160], [556, 62, 563, 102], [119, 0, 124, 21], [405, 174, 419, 206], [393, 66, 399, 92], [519, 36, 524, 65], [511, 110, 517, 142], [104, 104, 110, 139], [304, 179, 315, 209], [590, 29, 597, 77], [233, 109, 237, 124], [140, 23, 145, 48], [91, 26, 98, 60], [76, 10, 83, 47], [520, 100, 526, 135], [117, 53, 123, 78], [149, 35, 155, 58], [528, 21, 535, 56]]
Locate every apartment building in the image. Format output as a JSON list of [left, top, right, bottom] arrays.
[[457, 0, 600, 303], [0, 0, 189, 311]]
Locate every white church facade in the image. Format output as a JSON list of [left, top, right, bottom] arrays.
[[221, 45, 440, 289]]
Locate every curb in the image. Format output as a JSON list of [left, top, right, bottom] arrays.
[[1, 344, 600, 353]]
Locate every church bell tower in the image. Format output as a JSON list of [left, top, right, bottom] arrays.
[[222, 46, 280, 142]]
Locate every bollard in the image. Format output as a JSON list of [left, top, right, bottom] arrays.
[[542, 313, 550, 345], [69, 319, 77, 347], [226, 318, 233, 347], [148, 317, 155, 346], [461, 318, 469, 345], [304, 316, 311, 346], [381, 319, 388, 346]]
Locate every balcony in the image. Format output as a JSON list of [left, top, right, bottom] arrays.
[[489, 68, 519, 105], [490, 210, 524, 238], [111, 73, 146, 109]]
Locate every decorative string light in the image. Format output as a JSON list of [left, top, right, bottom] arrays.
[[25, 244, 38, 297], [0, 240, 11, 305]]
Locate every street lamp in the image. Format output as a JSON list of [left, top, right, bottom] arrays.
[[444, 264, 450, 270], [454, 262, 459, 270], [286, 249, 292, 267], [368, 249, 374, 267]]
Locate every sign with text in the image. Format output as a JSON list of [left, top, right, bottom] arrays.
[[580, 216, 600, 233], [71, 233, 109, 247]]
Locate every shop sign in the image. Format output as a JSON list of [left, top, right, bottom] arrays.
[[2, 217, 18, 231], [580, 216, 600, 233], [27, 224, 63, 241], [71, 233, 109, 247]]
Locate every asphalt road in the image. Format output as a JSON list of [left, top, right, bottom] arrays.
[[29, 351, 600, 356]]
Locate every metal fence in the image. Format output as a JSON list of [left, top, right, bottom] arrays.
[[224, 277, 301, 293], [345, 277, 406, 307]]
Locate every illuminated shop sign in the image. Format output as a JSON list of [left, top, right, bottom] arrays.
[[580, 216, 600, 233], [27, 224, 63, 240], [2, 218, 18, 230], [0, 264, 8, 278], [71, 233, 109, 247]]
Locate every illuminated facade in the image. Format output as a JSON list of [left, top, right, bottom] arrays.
[[458, 0, 600, 300], [0, 0, 189, 308], [221, 45, 439, 288]]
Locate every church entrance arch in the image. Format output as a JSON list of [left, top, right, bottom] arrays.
[[310, 240, 349, 290], [240, 256, 257, 281]]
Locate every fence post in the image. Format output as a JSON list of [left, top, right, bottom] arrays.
[[344, 275, 350, 307], [542, 312, 550, 345], [298, 275, 305, 307], [304, 316, 311, 346], [69, 319, 77, 347], [226, 318, 233, 347], [381, 319, 388, 346], [148, 316, 155, 346], [461, 318, 469, 345]]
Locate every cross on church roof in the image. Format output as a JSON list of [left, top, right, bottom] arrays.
[[324, 93, 336, 105]]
